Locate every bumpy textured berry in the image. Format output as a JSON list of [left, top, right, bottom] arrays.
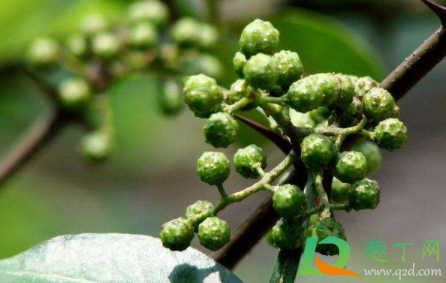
[[318, 73, 339, 107], [339, 96, 363, 126], [80, 132, 111, 163], [334, 74, 355, 109], [203, 113, 239, 148], [81, 14, 107, 36], [182, 53, 223, 80], [27, 37, 60, 66], [301, 134, 337, 170], [239, 19, 279, 57], [373, 118, 408, 151], [58, 78, 91, 109], [66, 34, 88, 58], [268, 219, 305, 250], [331, 177, 351, 204], [159, 79, 183, 116], [352, 140, 382, 174], [363, 88, 396, 123], [273, 185, 306, 219], [183, 74, 223, 117], [160, 217, 194, 251], [272, 50, 303, 88], [198, 217, 230, 251], [128, 0, 169, 27], [233, 52, 247, 78], [197, 152, 230, 185], [171, 18, 201, 48], [186, 200, 215, 218], [351, 76, 379, 98], [243, 53, 278, 91], [234, 145, 267, 179], [334, 151, 367, 184], [92, 33, 120, 59], [128, 22, 158, 49], [307, 218, 346, 256], [348, 179, 380, 210]]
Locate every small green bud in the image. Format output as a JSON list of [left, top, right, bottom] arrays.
[[58, 78, 91, 109], [334, 151, 368, 184], [363, 88, 396, 123], [348, 178, 380, 210], [352, 140, 382, 174], [272, 185, 306, 219], [203, 113, 239, 148], [183, 74, 223, 117], [158, 79, 183, 116], [92, 32, 120, 59], [318, 73, 339, 107], [128, 22, 158, 49], [27, 37, 60, 66], [66, 34, 88, 58], [339, 96, 363, 127], [198, 217, 230, 251], [239, 19, 279, 57], [243, 53, 278, 91], [186, 200, 215, 218], [199, 24, 218, 49], [171, 18, 201, 48], [81, 14, 107, 36], [160, 217, 194, 251], [233, 52, 247, 78], [331, 177, 351, 204], [373, 118, 408, 151], [272, 50, 303, 89], [308, 218, 346, 256], [197, 151, 230, 185], [267, 219, 305, 250], [128, 0, 169, 26], [333, 74, 355, 109], [80, 132, 111, 163], [301, 134, 337, 171], [234, 144, 267, 179], [352, 76, 379, 98]]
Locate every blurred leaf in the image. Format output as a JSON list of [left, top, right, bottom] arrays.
[[0, 234, 244, 283]]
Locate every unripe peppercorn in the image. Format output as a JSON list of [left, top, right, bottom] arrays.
[[27, 37, 60, 66], [128, 0, 169, 27], [158, 79, 183, 116], [80, 132, 111, 163], [66, 34, 88, 58], [234, 144, 267, 179], [243, 53, 278, 91], [185, 200, 215, 218], [331, 177, 351, 204], [183, 74, 223, 118], [333, 74, 355, 109], [273, 184, 306, 219], [351, 76, 379, 98], [239, 19, 279, 57], [160, 217, 194, 251], [81, 14, 107, 36], [301, 134, 337, 171], [363, 88, 396, 123], [267, 219, 305, 250], [339, 96, 363, 127], [334, 151, 368, 184], [198, 217, 230, 251], [233, 52, 247, 78], [203, 112, 239, 148], [373, 118, 408, 151], [352, 140, 382, 174], [307, 218, 346, 256], [318, 73, 339, 107], [197, 151, 230, 185], [58, 78, 91, 109], [171, 18, 201, 48], [92, 33, 120, 59], [272, 50, 303, 89], [348, 178, 380, 210], [198, 24, 218, 49], [128, 22, 158, 49]]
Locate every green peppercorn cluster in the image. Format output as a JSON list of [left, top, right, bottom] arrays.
[[162, 19, 408, 256], [26, 1, 222, 162]]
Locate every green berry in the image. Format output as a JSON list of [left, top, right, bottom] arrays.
[[81, 14, 107, 36], [243, 53, 278, 91], [66, 34, 88, 58], [307, 218, 346, 256], [331, 177, 351, 204], [273, 184, 306, 219], [363, 88, 396, 122], [158, 79, 183, 116], [339, 96, 363, 127], [301, 134, 337, 171], [128, 23, 158, 49], [183, 74, 223, 117], [80, 132, 111, 163], [27, 37, 60, 66], [348, 178, 380, 210], [334, 151, 367, 184], [272, 50, 303, 89], [92, 32, 120, 59], [234, 144, 267, 179], [198, 24, 218, 49], [197, 151, 230, 185], [186, 200, 215, 218], [239, 19, 279, 57], [351, 76, 379, 98], [333, 74, 355, 109], [233, 52, 247, 78], [352, 140, 382, 174], [204, 113, 239, 148], [267, 219, 305, 250], [160, 217, 194, 251], [171, 18, 201, 48], [182, 53, 223, 80], [128, 0, 169, 26], [308, 214, 320, 227], [58, 78, 91, 109], [318, 73, 339, 107], [373, 118, 408, 151], [198, 217, 230, 251]]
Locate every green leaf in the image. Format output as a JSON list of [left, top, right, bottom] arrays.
[[0, 234, 244, 283]]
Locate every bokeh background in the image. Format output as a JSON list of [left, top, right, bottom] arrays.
[[0, 0, 445, 282]]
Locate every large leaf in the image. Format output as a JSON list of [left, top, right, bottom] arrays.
[[0, 234, 243, 283]]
